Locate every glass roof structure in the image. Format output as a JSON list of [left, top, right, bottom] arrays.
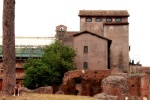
[[0, 45, 44, 58], [0, 36, 55, 59]]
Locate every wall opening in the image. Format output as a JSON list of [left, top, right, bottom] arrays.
[[75, 78, 81, 84], [75, 90, 78, 95], [125, 97, 128, 100], [143, 97, 147, 100]]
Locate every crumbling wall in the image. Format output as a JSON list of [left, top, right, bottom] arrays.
[[140, 74, 149, 99], [99, 68, 150, 100], [136, 67, 150, 75], [20, 86, 53, 94], [63, 70, 82, 84], [127, 75, 141, 96], [62, 70, 83, 95], [62, 69, 150, 99], [62, 70, 111, 96], [133, 67, 150, 99], [101, 75, 129, 99], [81, 70, 111, 96]]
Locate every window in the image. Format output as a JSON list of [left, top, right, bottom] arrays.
[[106, 18, 112, 22], [115, 18, 122, 22], [95, 18, 102, 22], [83, 62, 88, 69], [84, 46, 88, 53], [60, 27, 64, 31], [86, 18, 92, 22]]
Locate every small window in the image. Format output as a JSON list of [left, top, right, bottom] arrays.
[[84, 46, 88, 53], [86, 18, 92, 22], [115, 18, 122, 22], [83, 62, 88, 69], [106, 18, 112, 22], [95, 18, 102, 22], [60, 27, 64, 31]]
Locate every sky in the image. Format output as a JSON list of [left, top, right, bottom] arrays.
[[0, 0, 150, 66]]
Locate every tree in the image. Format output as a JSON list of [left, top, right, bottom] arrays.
[[23, 58, 59, 89], [2, 0, 16, 95], [42, 40, 76, 83], [23, 40, 76, 89]]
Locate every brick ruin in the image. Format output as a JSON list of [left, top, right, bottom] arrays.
[[60, 68, 150, 100], [0, 63, 149, 100], [0, 10, 149, 100], [61, 70, 111, 96]]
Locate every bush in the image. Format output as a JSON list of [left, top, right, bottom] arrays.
[[23, 40, 76, 89]]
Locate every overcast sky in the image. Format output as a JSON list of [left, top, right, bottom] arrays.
[[0, 0, 150, 66]]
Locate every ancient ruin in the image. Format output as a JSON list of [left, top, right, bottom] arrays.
[[0, 10, 150, 100]]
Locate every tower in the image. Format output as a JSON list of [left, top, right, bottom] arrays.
[[55, 25, 67, 40], [79, 10, 130, 72]]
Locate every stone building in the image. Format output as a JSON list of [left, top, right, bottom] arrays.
[[56, 10, 150, 99], [55, 10, 130, 72]]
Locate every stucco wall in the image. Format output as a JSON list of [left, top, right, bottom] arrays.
[[80, 17, 103, 36], [80, 17, 128, 36], [73, 32, 108, 70], [104, 25, 129, 72]]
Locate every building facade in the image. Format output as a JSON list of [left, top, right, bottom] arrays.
[[0, 37, 54, 90], [56, 10, 130, 72]]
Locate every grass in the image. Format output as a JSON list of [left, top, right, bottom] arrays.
[[0, 93, 97, 100]]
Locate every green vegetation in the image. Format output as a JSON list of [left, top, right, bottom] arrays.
[[23, 40, 76, 89]]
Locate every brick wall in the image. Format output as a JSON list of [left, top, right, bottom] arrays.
[[62, 70, 111, 96], [127, 75, 141, 96], [0, 79, 2, 90]]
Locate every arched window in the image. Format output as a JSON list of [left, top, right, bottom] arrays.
[[60, 27, 64, 31], [115, 18, 122, 22], [95, 18, 102, 22], [86, 18, 92, 22], [106, 18, 112, 22]]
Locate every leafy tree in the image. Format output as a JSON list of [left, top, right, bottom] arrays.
[[2, 0, 16, 95], [23, 40, 76, 89], [42, 40, 76, 83], [23, 58, 59, 89]]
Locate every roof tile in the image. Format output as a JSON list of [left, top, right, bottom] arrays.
[[79, 10, 129, 17]]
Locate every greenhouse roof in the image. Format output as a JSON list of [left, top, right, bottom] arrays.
[[0, 45, 44, 58]]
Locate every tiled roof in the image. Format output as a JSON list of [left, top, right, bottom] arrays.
[[79, 10, 129, 17], [73, 30, 112, 42]]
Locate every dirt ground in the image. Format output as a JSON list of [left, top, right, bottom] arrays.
[[0, 93, 97, 100]]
